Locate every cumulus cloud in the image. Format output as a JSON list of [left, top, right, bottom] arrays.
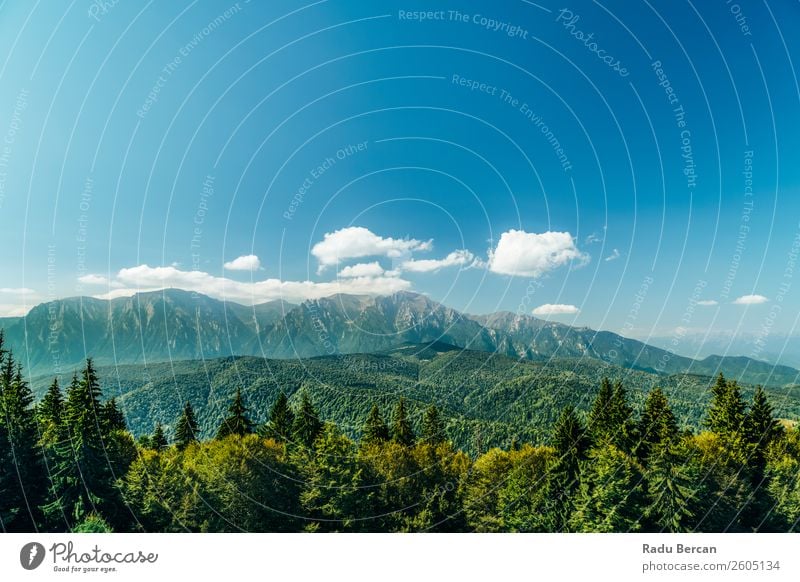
[[338, 262, 385, 278], [604, 249, 621, 262], [0, 288, 40, 316], [696, 299, 718, 306], [312, 227, 432, 271], [532, 303, 580, 316], [488, 229, 588, 277], [91, 264, 411, 304], [223, 254, 262, 271], [78, 274, 111, 285], [733, 294, 768, 305], [400, 250, 476, 273], [0, 287, 37, 294]]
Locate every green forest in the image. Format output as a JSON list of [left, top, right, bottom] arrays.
[[1, 335, 800, 533]]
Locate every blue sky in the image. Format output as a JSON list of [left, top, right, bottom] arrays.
[[0, 0, 799, 344]]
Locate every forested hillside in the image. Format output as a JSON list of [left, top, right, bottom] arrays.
[[26, 345, 799, 456], [2, 334, 800, 533]]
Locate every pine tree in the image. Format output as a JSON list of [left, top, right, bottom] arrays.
[[636, 388, 679, 463], [44, 360, 119, 530], [570, 444, 646, 532], [215, 388, 253, 439], [361, 404, 389, 446], [705, 373, 747, 436], [608, 380, 637, 451], [0, 415, 14, 530], [742, 387, 784, 529], [745, 386, 783, 450], [174, 401, 199, 449], [0, 352, 46, 531], [260, 392, 294, 442], [643, 446, 696, 532], [0, 333, 15, 528], [101, 398, 127, 433], [292, 390, 322, 448], [38, 378, 64, 437], [587, 377, 614, 443], [151, 423, 167, 450], [549, 405, 590, 529], [421, 404, 446, 445], [391, 398, 415, 446]]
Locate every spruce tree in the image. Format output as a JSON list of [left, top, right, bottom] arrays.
[[705, 373, 747, 436], [745, 386, 783, 450], [361, 404, 389, 446], [38, 378, 64, 436], [101, 398, 127, 433], [391, 398, 415, 446], [261, 391, 294, 442], [636, 388, 679, 463], [151, 422, 167, 450], [291, 390, 322, 448], [643, 446, 696, 532], [0, 353, 45, 531], [549, 405, 590, 528], [174, 401, 199, 449], [215, 388, 253, 439], [587, 377, 614, 443], [0, 414, 14, 530], [742, 387, 784, 528], [570, 444, 646, 532], [44, 360, 118, 530], [421, 404, 445, 445]]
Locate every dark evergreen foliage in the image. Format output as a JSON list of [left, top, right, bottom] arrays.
[[174, 401, 199, 449], [421, 404, 446, 445], [0, 352, 796, 533], [260, 391, 294, 442], [292, 390, 322, 448], [215, 388, 254, 439], [361, 404, 389, 446], [391, 398, 415, 446]]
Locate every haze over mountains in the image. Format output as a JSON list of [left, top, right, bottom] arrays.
[[1, 289, 797, 387]]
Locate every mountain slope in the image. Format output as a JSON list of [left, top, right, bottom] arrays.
[[2, 290, 798, 386], [0, 289, 293, 373], [28, 346, 799, 454], [256, 292, 496, 358]]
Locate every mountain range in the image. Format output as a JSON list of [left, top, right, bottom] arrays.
[[1, 289, 798, 387]]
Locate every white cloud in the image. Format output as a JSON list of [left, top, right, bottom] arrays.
[[488, 229, 588, 277], [92, 264, 411, 304], [78, 274, 110, 285], [697, 299, 718, 306], [585, 232, 603, 245], [338, 262, 385, 278], [733, 294, 768, 305], [0, 288, 40, 316], [0, 304, 31, 317], [532, 303, 580, 316], [0, 287, 36, 294], [78, 274, 124, 288], [312, 226, 432, 271], [604, 249, 621, 262], [223, 254, 262, 271], [400, 250, 475, 273]]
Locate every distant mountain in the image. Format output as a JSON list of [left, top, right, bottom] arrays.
[[0, 289, 292, 373], [2, 289, 798, 386], [472, 311, 799, 386], [646, 331, 800, 370], [256, 292, 496, 358]]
